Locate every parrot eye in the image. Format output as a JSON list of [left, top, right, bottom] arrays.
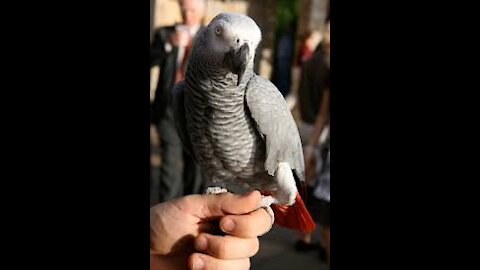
[[215, 27, 221, 36]]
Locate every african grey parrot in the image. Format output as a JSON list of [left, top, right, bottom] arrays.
[[172, 12, 314, 232]]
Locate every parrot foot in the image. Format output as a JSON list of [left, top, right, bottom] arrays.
[[259, 195, 276, 208], [205, 186, 229, 195]]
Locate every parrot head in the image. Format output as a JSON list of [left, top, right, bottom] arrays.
[[196, 12, 262, 85]]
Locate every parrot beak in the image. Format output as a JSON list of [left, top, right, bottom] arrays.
[[223, 43, 249, 86]]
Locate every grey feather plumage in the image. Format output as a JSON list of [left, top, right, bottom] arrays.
[[173, 12, 304, 198]]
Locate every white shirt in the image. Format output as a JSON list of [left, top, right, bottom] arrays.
[[176, 25, 200, 68]]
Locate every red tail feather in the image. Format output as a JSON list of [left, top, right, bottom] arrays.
[[270, 193, 316, 233]]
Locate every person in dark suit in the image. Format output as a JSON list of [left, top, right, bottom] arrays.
[[150, 0, 206, 203]]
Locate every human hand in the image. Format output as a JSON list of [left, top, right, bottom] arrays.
[[150, 190, 272, 270]]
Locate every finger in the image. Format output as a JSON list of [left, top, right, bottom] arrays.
[[180, 190, 261, 220], [189, 253, 250, 270], [195, 233, 259, 260], [219, 207, 272, 238]]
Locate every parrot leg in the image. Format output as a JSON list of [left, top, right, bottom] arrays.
[[205, 186, 229, 195], [274, 162, 297, 205]]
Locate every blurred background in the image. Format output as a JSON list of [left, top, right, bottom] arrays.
[[150, 0, 330, 269]]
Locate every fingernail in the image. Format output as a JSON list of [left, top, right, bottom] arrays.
[[193, 257, 205, 270], [196, 235, 208, 251], [222, 218, 235, 232]]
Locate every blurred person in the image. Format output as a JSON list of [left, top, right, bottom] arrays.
[[294, 18, 330, 264], [297, 22, 330, 141], [302, 91, 330, 264], [273, 22, 295, 97], [150, 190, 272, 270], [150, 0, 206, 203], [312, 139, 330, 264], [296, 30, 322, 66], [287, 29, 321, 110]]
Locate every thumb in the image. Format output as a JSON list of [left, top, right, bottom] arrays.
[[185, 190, 262, 220]]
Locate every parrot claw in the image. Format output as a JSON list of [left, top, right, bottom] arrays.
[[205, 186, 229, 195]]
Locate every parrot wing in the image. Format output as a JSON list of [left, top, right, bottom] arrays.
[[245, 75, 305, 181]]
